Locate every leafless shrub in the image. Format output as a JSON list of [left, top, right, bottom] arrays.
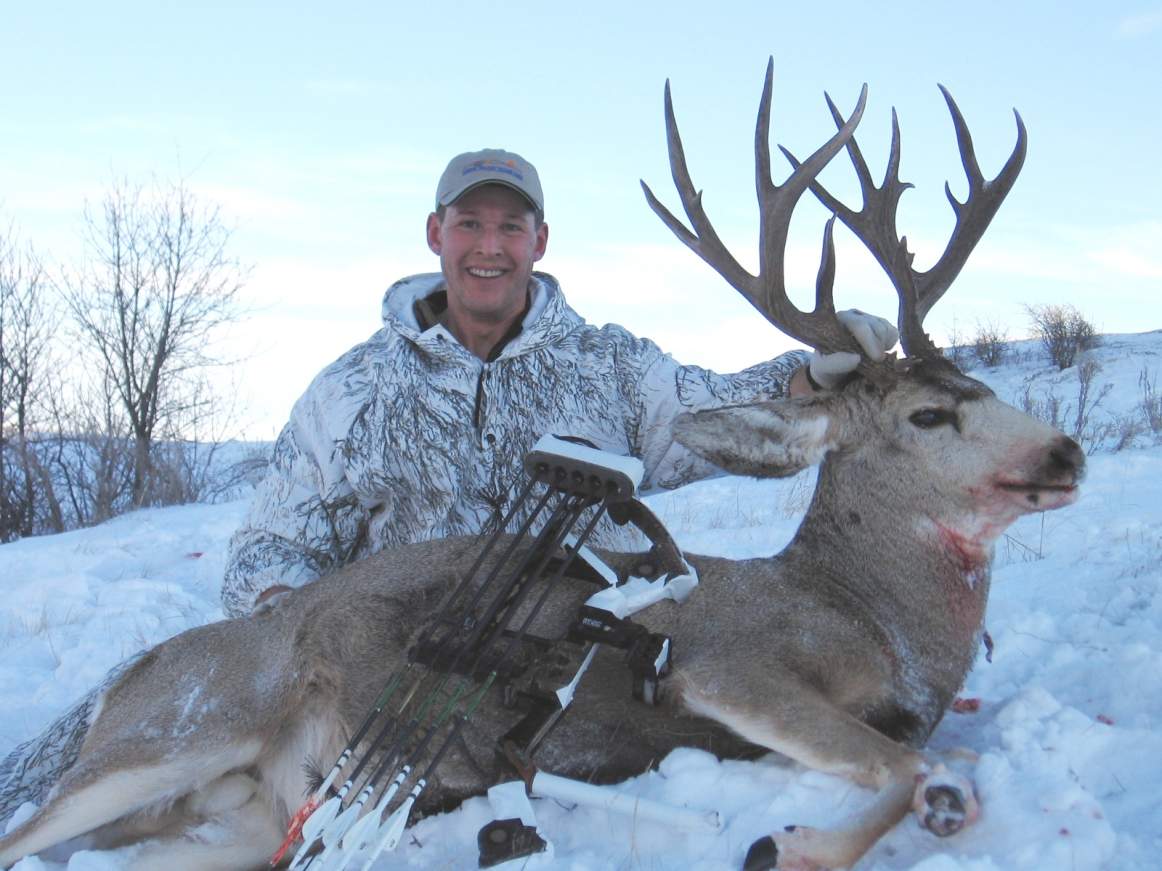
[[1109, 414, 1145, 452], [1139, 368, 1162, 437], [140, 373, 247, 505], [1002, 518, 1045, 563], [1018, 380, 1065, 432], [0, 225, 55, 542], [1018, 361, 1113, 454], [1005, 343, 1035, 368], [214, 444, 273, 498], [149, 438, 266, 506], [942, 320, 972, 369], [27, 368, 259, 532], [972, 319, 1008, 367], [1070, 360, 1113, 451], [1024, 303, 1100, 370], [34, 370, 137, 528]]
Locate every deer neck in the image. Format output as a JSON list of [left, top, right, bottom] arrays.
[[789, 456, 992, 648]]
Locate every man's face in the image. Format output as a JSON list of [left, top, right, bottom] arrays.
[[426, 184, 549, 331]]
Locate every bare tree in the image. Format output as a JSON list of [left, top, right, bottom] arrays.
[[0, 226, 54, 541], [62, 178, 247, 509]]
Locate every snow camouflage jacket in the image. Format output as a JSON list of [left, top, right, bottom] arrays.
[[221, 272, 808, 617]]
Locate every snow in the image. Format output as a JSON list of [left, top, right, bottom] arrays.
[[3, 333, 1161, 870]]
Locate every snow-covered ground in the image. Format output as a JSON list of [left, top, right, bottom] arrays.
[[2, 332, 1160, 870]]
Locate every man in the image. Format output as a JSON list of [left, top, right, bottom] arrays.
[[0, 148, 896, 823], [220, 148, 896, 617]]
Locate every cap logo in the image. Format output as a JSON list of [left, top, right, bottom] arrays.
[[463, 159, 524, 182]]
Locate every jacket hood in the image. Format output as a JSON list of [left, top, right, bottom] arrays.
[[380, 271, 582, 360]]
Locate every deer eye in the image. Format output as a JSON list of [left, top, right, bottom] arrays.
[[909, 408, 958, 430]]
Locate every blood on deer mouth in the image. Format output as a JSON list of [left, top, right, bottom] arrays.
[[995, 480, 1078, 511]]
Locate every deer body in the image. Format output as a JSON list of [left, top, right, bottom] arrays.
[[0, 363, 1083, 870]]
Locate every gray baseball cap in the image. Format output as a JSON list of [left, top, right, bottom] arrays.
[[435, 148, 544, 214]]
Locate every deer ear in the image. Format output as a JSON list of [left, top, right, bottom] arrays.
[[673, 399, 836, 479]]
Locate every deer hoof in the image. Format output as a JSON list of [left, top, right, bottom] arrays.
[[758, 827, 834, 871], [913, 767, 979, 837], [744, 835, 779, 870]]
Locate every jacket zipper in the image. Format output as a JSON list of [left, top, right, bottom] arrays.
[[473, 366, 486, 435]]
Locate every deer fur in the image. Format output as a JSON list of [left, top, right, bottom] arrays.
[[0, 359, 1084, 870]]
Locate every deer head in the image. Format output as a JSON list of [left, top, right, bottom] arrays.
[[648, 59, 1080, 593]]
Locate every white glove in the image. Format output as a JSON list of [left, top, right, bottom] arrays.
[[807, 309, 899, 390]]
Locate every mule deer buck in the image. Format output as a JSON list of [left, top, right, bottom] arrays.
[[0, 61, 1083, 870]]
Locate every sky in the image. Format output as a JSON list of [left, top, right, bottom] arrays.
[[2, 1, 1160, 437]]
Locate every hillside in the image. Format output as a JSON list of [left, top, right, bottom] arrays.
[[2, 331, 1160, 870]]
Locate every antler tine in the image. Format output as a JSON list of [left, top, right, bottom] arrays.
[[815, 215, 839, 320], [917, 86, 1028, 320], [791, 85, 1027, 358], [782, 98, 915, 345], [754, 58, 776, 199], [784, 96, 914, 261], [756, 70, 869, 353], [900, 88, 1026, 355], [640, 81, 754, 296], [642, 60, 869, 354]]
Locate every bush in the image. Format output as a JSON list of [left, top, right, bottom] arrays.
[[1018, 360, 1113, 455], [1071, 360, 1112, 452], [1025, 304, 1100, 370], [1110, 415, 1145, 452], [1019, 381, 1065, 432], [941, 320, 972, 370], [972, 320, 1008, 367], [1140, 368, 1162, 437]]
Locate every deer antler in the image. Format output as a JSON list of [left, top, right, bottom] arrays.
[[784, 86, 1028, 357], [641, 58, 869, 356]]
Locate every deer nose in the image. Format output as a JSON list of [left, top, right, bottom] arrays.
[[1049, 437, 1085, 482]]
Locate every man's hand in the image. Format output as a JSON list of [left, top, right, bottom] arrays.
[[805, 309, 899, 391], [253, 584, 294, 611]]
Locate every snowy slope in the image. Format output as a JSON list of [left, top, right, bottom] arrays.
[[2, 332, 1161, 870]]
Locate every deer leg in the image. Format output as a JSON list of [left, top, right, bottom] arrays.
[[681, 678, 976, 870], [112, 788, 286, 871], [0, 695, 346, 869], [0, 736, 264, 868]]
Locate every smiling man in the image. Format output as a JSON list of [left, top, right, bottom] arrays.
[[427, 175, 548, 359]]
